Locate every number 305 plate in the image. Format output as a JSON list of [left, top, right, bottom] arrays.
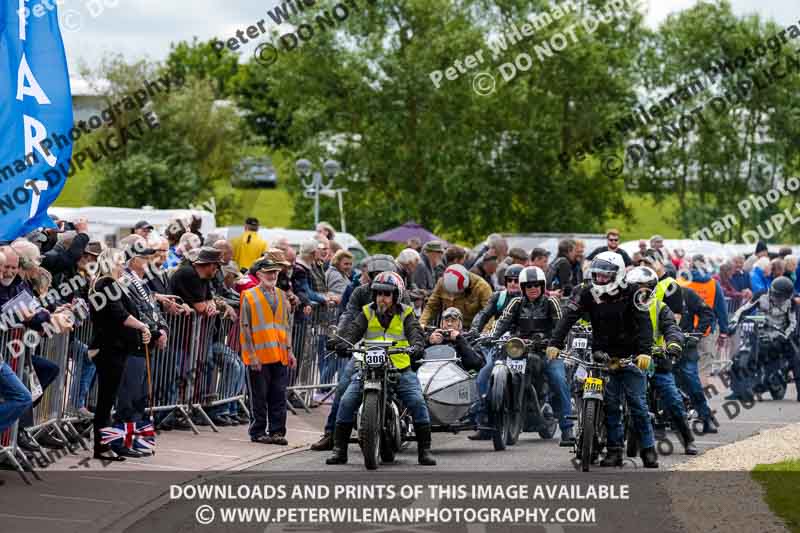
[[583, 377, 603, 393]]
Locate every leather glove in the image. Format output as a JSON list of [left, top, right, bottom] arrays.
[[666, 342, 683, 358], [545, 346, 560, 360], [635, 354, 652, 371], [408, 345, 423, 362], [686, 336, 700, 348]]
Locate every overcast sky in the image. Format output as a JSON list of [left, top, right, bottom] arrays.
[[57, 0, 797, 74]]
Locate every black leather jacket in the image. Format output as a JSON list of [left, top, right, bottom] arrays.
[[551, 284, 652, 357], [490, 294, 563, 341]]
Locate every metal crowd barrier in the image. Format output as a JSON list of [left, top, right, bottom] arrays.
[[0, 328, 40, 484], [287, 303, 343, 411], [149, 311, 248, 433], [0, 295, 357, 477]]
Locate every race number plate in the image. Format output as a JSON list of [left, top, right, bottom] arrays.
[[507, 359, 527, 373], [365, 351, 386, 367], [572, 337, 588, 349], [583, 377, 603, 393]]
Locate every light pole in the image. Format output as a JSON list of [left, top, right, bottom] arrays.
[[296, 158, 342, 228]]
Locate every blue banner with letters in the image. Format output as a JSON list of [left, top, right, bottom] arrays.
[[0, 0, 73, 241]]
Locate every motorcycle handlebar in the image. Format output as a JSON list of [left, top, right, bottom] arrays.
[[559, 352, 634, 369]]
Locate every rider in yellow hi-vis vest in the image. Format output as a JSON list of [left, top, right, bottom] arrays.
[[327, 272, 436, 466], [626, 266, 698, 455]]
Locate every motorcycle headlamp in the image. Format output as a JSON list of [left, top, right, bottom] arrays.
[[505, 337, 526, 359]]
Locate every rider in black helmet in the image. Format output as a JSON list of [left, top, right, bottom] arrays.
[[729, 276, 798, 401]]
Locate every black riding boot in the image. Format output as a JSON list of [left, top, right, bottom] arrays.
[[415, 423, 437, 466], [325, 423, 352, 465], [673, 415, 698, 455], [311, 433, 333, 451], [600, 447, 623, 467], [640, 446, 659, 468]]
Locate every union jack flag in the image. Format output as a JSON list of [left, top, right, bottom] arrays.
[[100, 421, 156, 452]]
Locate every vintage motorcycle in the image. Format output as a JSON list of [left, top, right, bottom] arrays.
[[346, 341, 413, 470], [729, 314, 794, 400], [495, 333, 559, 449], [561, 350, 636, 472]]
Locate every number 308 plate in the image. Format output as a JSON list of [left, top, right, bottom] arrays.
[[365, 351, 386, 366]]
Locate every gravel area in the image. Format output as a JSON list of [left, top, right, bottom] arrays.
[[666, 421, 800, 533]]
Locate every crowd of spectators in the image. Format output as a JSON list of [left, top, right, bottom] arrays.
[[2, 212, 798, 471]]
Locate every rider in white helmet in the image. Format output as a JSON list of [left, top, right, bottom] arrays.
[[588, 251, 627, 297], [420, 263, 493, 330], [547, 251, 659, 468], [625, 266, 696, 455], [489, 266, 574, 445]]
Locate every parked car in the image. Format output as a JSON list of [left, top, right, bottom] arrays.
[[232, 157, 277, 188]]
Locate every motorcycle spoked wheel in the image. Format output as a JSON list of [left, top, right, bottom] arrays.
[[506, 383, 524, 446], [767, 370, 788, 400], [624, 410, 639, 458], [490, 381, 511, 452], [359, 391, 382, 470], [379, 404, 399, 463], [579, 399, 599, 472]]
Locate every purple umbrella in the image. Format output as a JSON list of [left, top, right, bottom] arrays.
[[367, 221, 449, 245]]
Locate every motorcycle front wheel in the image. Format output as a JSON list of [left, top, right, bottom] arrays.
[[490, 379, 511, 451], [359, 391, 382, 470], [580, 399, 599, 472]]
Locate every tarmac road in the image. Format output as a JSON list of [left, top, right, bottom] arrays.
[[249, 379, 800, 472]]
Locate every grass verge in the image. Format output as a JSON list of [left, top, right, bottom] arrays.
[[752, 458, 800, 533]]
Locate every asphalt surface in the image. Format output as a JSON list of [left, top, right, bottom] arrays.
[[249, 379, 800, 472]]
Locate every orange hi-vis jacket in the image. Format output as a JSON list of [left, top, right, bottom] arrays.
[[240, 285, 290, 365], [677, 277, 715, 334]]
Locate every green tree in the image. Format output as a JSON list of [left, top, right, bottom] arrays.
[[250, 0, 646, 242], [165, 37, 240, 98], [632, 0, 800, 242], [82, 55, 246, 224]]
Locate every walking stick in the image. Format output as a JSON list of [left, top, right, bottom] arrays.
[[145, 344, 156, 455]]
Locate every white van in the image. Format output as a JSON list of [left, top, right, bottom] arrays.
[[215, 226, 369, 263], [48, 206, 216, 247]]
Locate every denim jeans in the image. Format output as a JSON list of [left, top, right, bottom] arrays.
[[20, 355, 60, 428], [651, 370, 687, 420], [207, 342, 246, 417], [472, 346, 497, 425], [543, 358, 573, 432], [0, 361, 32, 433], [673, 348, 711, 421], [337, 368, 430, 425], [74, 340, 96, 409], [317, 334, 336, 390], [324, 357, 355, 433], [605, 365, 654, 449]]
